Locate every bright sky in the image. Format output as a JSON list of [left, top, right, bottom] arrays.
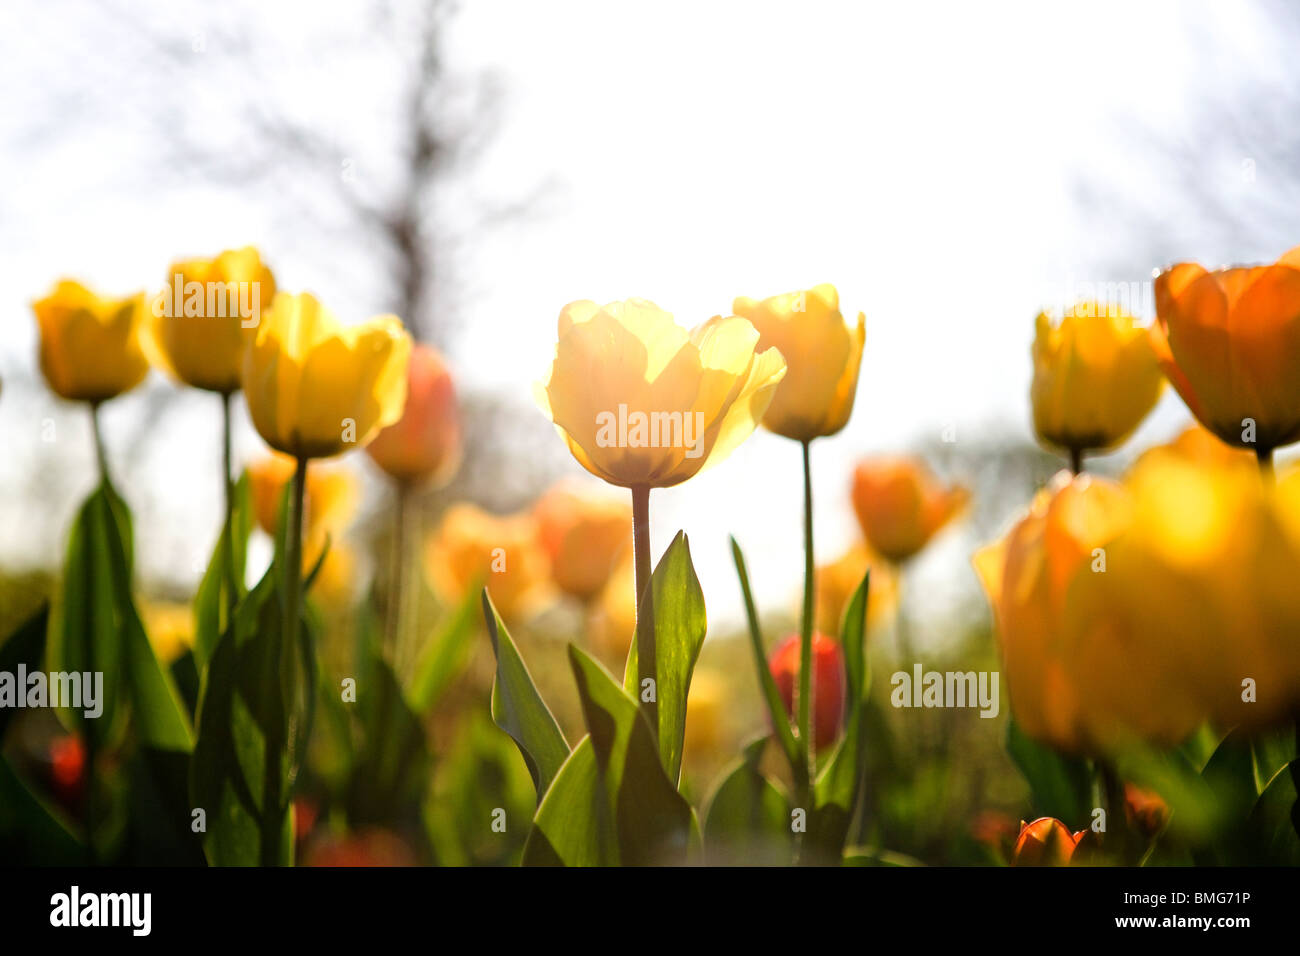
[[1, 0, 1292, 636]]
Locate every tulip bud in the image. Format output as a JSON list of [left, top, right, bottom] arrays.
[[851, 457, 969, 564], [768, 632, 845, 752], [365, 344, 463, 487], [1011, 817, 1077, 867], [1124, 783, 1169, 840]]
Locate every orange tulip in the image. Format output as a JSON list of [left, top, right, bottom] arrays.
[[246, 453, 358, 551], [768, 632, 845, 753], [851, 457, 969, 564], [425, 503, 551, 621], [533, 481, 631, 602], [365, 344, 463, 487], [1153, 246, 1300, 455], [1011, 817, 1079, 867]]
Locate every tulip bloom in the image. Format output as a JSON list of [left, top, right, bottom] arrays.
[[813, 544, 897, 636], [537, 297, 785, 736], [247, 454, 358, 549], [1011, 818, 1079, 867], [1124, 783, 1169, 840], [33, 280, 149, 404], [533, 481, 631, 602], [1031, 304, 1163, 467], [1153, 246, 1300, 459], [243, 292, 411, 460], [731, 284, 865, 442], [851, 457, 969, 564], [426, 503, 551, 623], [365, 344, 463, 488], [768, 632, 845, 754], [145, 246, 276, 394], [536, 299, 786, 488]]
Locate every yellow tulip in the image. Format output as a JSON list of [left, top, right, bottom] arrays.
[[243, 292, 411, 459], [1031, 304, 1163, 458], [535, 299, 786, 488], [533, 480, 631, 602], [425, 503, 551, 622], [976, 461, 1300, 754], [32, 280, 149, 403], [140, 600, 196, 665], [145, 246, 276, 393], [851, 456, 969, 564], [813, 543, 897, 636], [1153, 246, 1300, 455], [732, 284, 865, 441]]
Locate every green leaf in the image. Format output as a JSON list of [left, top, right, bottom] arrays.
[[621, 531, 707, 781], [809, 569, 870, 860], [729, 536, 801, 771], [570, 644, 693, 865], [0, 754, 84, 865], [482, 590, 569, 800], [193, 473, 252, 671], [1247, 759, 1300, 865], [190, 550, 312, 866], [702, 736, 793, 865], [0, 603, 49, 741], [49, 484, 192, 752], [521, 737, 617, 866], [1005, 718, 1091, 823], [408, 584, 480, 714]]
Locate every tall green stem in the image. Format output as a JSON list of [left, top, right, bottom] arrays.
[[631, 484, 657, 736], [264, 454, 307, 866], [1100, 761, 1128, 863], [221, 391, 238, 616], [90, 404, 111, 488], [386, 481, 409, 663], [798, 439, 815, 774]]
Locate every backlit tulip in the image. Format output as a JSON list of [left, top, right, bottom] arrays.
[[1011, 817, 1078, 867], [32, 280, 149, 403], [426, 503, 551, 622], [533, 481, 631, 601], [243, 292, 411, 459], [1031, 304, 1163, 460], [145, 246, 276, 393], [813, 544, 897, 636], [732, 284, 865, 441], [851, 457, 969, 564], [247, 453, 358, 549], [768, 632, 845, 753], [365, 344, 462, 487], [1153, 246, 1300, 455], [535, 299, 786, 488]]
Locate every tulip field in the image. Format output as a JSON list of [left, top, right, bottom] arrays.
[[4, 10, 1300, 941], [4, 259, 1300, 880]]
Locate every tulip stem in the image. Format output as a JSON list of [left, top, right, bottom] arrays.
[[266, 454, 307, 866], [221, 391, 238, 615], [90, 404, 112, 489], [798, 439, 815, 774], [1068, 447, 1083, 475], [1256, 446, 1274, 486], [631, 483, 657, 737], [386, 481, 409, 663], [1100, 761, 1129, 863]]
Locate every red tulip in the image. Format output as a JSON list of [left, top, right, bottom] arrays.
[[768, 632, 845, 752]]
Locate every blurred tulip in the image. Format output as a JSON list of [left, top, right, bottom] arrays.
[[426, 503, 551, 622], [1136, 424, 1255, 471], [768, 632, 844, 753], [304, 828, 416, 867], [247, 453, 358, 549], [1031, 304, 1163, 461], [1124, 783, 1169, 840], [683, 668, 726, 759], [32, 280, 149, 403], [1153, 246, 1300, 456], [969, 810, 1019, 864], [535, 299, 786, 488], [243, 292, 411, 459], [851, 457, 969, 564], [48, 735, 86, 811], [732, 284, 865, 441], [813, 543, 897, 636], [144, 246, 275, 394], [365, 343, 462, 487], [586, 554, 638, 659], [140, 600, 195, 665], [533, 481, 631, 602], [1011, 817, 1078, 867]]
